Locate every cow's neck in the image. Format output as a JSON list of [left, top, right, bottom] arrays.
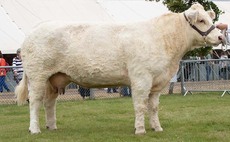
[[154, 13, 194, 62]]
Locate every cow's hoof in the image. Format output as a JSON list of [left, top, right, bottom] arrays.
[[135, 128, 146, 135], [46, 125, 57, 130], [152, 126, 163, 132], [28, 128, 41, 134]]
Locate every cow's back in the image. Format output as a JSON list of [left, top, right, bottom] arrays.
[[21, 21, 152, 87]]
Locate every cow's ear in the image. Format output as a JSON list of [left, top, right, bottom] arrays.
[[187, 11, 199, 25], [207, 10, 215, 20]]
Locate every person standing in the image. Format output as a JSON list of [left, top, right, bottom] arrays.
[[13, 48, 29, 103], [204, 50, 214, 81], [12, 48, 23, 84], [0, 51, 10, 92], [168, 73, 177, 94], [120, 86, 131, 97], [78, 86, 90, 99], [219, 51, 229, 80], [107, 87, 118, 93]]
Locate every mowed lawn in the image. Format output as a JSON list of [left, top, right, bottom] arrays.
[[0, 93, 230, 142]]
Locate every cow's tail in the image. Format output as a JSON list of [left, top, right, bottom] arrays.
[[15, 72, 29, 105]]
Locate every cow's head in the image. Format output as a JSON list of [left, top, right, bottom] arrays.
[[184, 3, 225, 48]]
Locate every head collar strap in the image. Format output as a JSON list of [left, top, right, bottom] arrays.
[[183, 12, 215, 37]]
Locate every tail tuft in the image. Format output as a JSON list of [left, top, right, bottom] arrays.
[[15, 72, 29, 105]]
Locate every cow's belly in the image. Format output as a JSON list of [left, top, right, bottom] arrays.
[[67, 67, 130, 88]]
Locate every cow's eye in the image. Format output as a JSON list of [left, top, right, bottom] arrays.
[[199, 20, 205, 24]]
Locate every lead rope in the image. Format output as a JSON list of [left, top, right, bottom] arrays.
[[213, 50, 220, 59]]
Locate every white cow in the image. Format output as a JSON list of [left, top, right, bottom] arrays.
[[16, 3, 225, 135]]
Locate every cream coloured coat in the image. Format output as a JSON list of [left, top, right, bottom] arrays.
[[15, 3, 224, 135]]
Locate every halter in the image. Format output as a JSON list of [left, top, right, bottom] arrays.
[[183, 12, 215, 38]]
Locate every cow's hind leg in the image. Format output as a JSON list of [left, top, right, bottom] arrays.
[[44, 82, 58, 130], [28, 81, 46, 134], [148, 92, 163, 132]]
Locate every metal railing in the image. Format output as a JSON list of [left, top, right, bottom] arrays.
[[0, 59, 230, 105], [180, 59, 230, 96]]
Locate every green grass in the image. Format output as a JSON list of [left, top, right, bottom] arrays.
[[0, 93, 230, 142]]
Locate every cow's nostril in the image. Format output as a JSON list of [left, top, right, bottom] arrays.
[[218, 35, 223, 41]]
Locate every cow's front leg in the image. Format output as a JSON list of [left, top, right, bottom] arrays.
[[132, 95, 148, 134], [29, 90, 43, 134], [131, 76, 152, 135], [148, 92, 163, 132], [44, 87, 58, 130]]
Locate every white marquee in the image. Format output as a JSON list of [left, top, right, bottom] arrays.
[[0, 0, 229, 54]]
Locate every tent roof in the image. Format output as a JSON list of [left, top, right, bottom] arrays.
[[0, 0, 229, 54], [99, 1, 167, 22], [0, 6, 25, 54], [0, 0, 168, 54]]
